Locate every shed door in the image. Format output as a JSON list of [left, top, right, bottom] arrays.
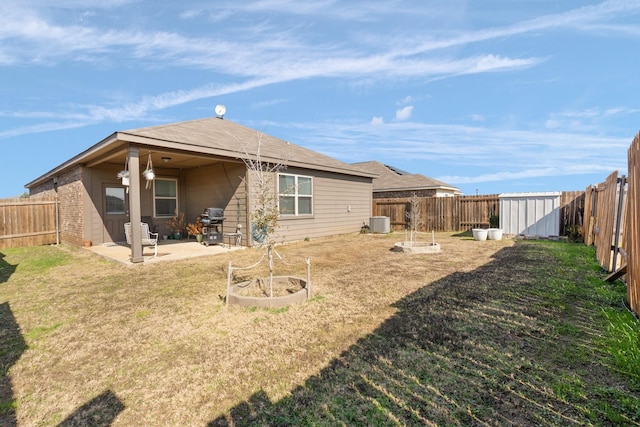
[[103, 185, 129, 243]]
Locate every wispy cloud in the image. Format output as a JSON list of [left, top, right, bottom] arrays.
[[0, 121, 90, 139], [438, 163, 619, 186], [251, 98, 289, 110], [267, 119, 629, 185], [2, 0, 639, 151], [179, 0, 448, 23], [545, 106, 640, 131], [0, 0, 543, 74], [0, 77, 284, 137], [9, 0, 635, 107]]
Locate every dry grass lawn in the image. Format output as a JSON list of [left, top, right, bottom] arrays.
[[1, 232, 638, 425]]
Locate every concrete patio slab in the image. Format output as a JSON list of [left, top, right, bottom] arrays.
[[86, 239, 244, 266]]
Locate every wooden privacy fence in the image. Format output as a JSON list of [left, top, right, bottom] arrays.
[[373, 192, 584, 234], [373, 195, 499, 232], [586, 131, 640, 318], [459, 195, 500, 230], [626, 133, 640, 315], [0, 198, 58, 249], [560, 191, 585, 237]]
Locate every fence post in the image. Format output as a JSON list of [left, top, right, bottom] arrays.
[[612, 176, 627, 271]]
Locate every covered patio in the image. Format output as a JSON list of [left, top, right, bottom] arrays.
[[87, 239, 245, 266]]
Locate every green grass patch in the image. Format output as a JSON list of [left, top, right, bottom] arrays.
[[307, 295, 326, 303], [552, 372, 587, 402], [1, 244, 76, 300], [135, 309, 153, 320], [0, 400, 18, 415], [24, 322, 62, 341], [601, 307, 640, 386]]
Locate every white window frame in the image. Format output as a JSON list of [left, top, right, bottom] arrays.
[[153, 178, 178, 218], [278, 173, 313, 216]]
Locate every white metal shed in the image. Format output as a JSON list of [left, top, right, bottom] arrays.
[[499, 192, 561, 238]]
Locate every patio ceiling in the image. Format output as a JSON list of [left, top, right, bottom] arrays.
[[87, 145, 243, 172]]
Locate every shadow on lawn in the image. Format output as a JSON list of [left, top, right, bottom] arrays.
[[209, 242, 631, 426], [0, 253, 17, 284], [58, 389, 125, 427], [451, 228, 474, 238], [0, 302, 26, 427]]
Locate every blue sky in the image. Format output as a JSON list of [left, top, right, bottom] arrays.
[[2, 0, 639, 198]]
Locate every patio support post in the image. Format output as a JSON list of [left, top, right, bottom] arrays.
[[128, 146, 144, 263]]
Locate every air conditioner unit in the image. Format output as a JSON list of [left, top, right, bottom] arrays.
[[370, 216, 390, 234]]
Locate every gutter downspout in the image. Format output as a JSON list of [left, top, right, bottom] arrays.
[[53, 177, 60, 245]]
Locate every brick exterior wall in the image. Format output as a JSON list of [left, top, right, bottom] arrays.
[[29, 166, 85, 247], [373, 189, 437, 199]]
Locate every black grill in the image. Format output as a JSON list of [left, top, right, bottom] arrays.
[[201, 207, 225, 246]]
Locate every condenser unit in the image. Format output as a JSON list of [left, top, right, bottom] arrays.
[[369, 216, 390, 234]]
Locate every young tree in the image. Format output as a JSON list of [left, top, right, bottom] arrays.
[[242, 131, 288, 297], [406, 193, 423, 247]]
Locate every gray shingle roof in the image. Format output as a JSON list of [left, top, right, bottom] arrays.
[[352, 161, 459, 192], [122, 117, 375, 178], [26, 116, 376, 188]]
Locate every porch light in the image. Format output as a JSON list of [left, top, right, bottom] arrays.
[[162, 156, 171, 163], [142, 152, 155, 189], [142, 168, 155, 181], [118, 154, 130, 186], [117, 169, 130, 186]]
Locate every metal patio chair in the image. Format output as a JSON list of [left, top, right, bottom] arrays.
[[124, 222, 159, 257]]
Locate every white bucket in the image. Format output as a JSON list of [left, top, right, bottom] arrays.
[[472, 229, 488, 241], [487, 228, 503, 240]]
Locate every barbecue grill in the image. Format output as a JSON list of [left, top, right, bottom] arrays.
[[201, 207, 225, 246]]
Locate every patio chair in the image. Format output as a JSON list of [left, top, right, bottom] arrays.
[[141, 216, 159, 234], [124, 222, 159, 257]]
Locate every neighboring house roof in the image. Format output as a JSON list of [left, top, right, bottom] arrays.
[[352, 161, 460, 193], [26, 117, 376, 188]]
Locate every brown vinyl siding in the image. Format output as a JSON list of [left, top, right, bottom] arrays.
[[184, 161, 247, 244], [274, 168, 372, 242]]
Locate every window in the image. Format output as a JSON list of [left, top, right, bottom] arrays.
[[154, 178, 177, 217], [105, 187, 126, 214], [278, 173, 312, 216]]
